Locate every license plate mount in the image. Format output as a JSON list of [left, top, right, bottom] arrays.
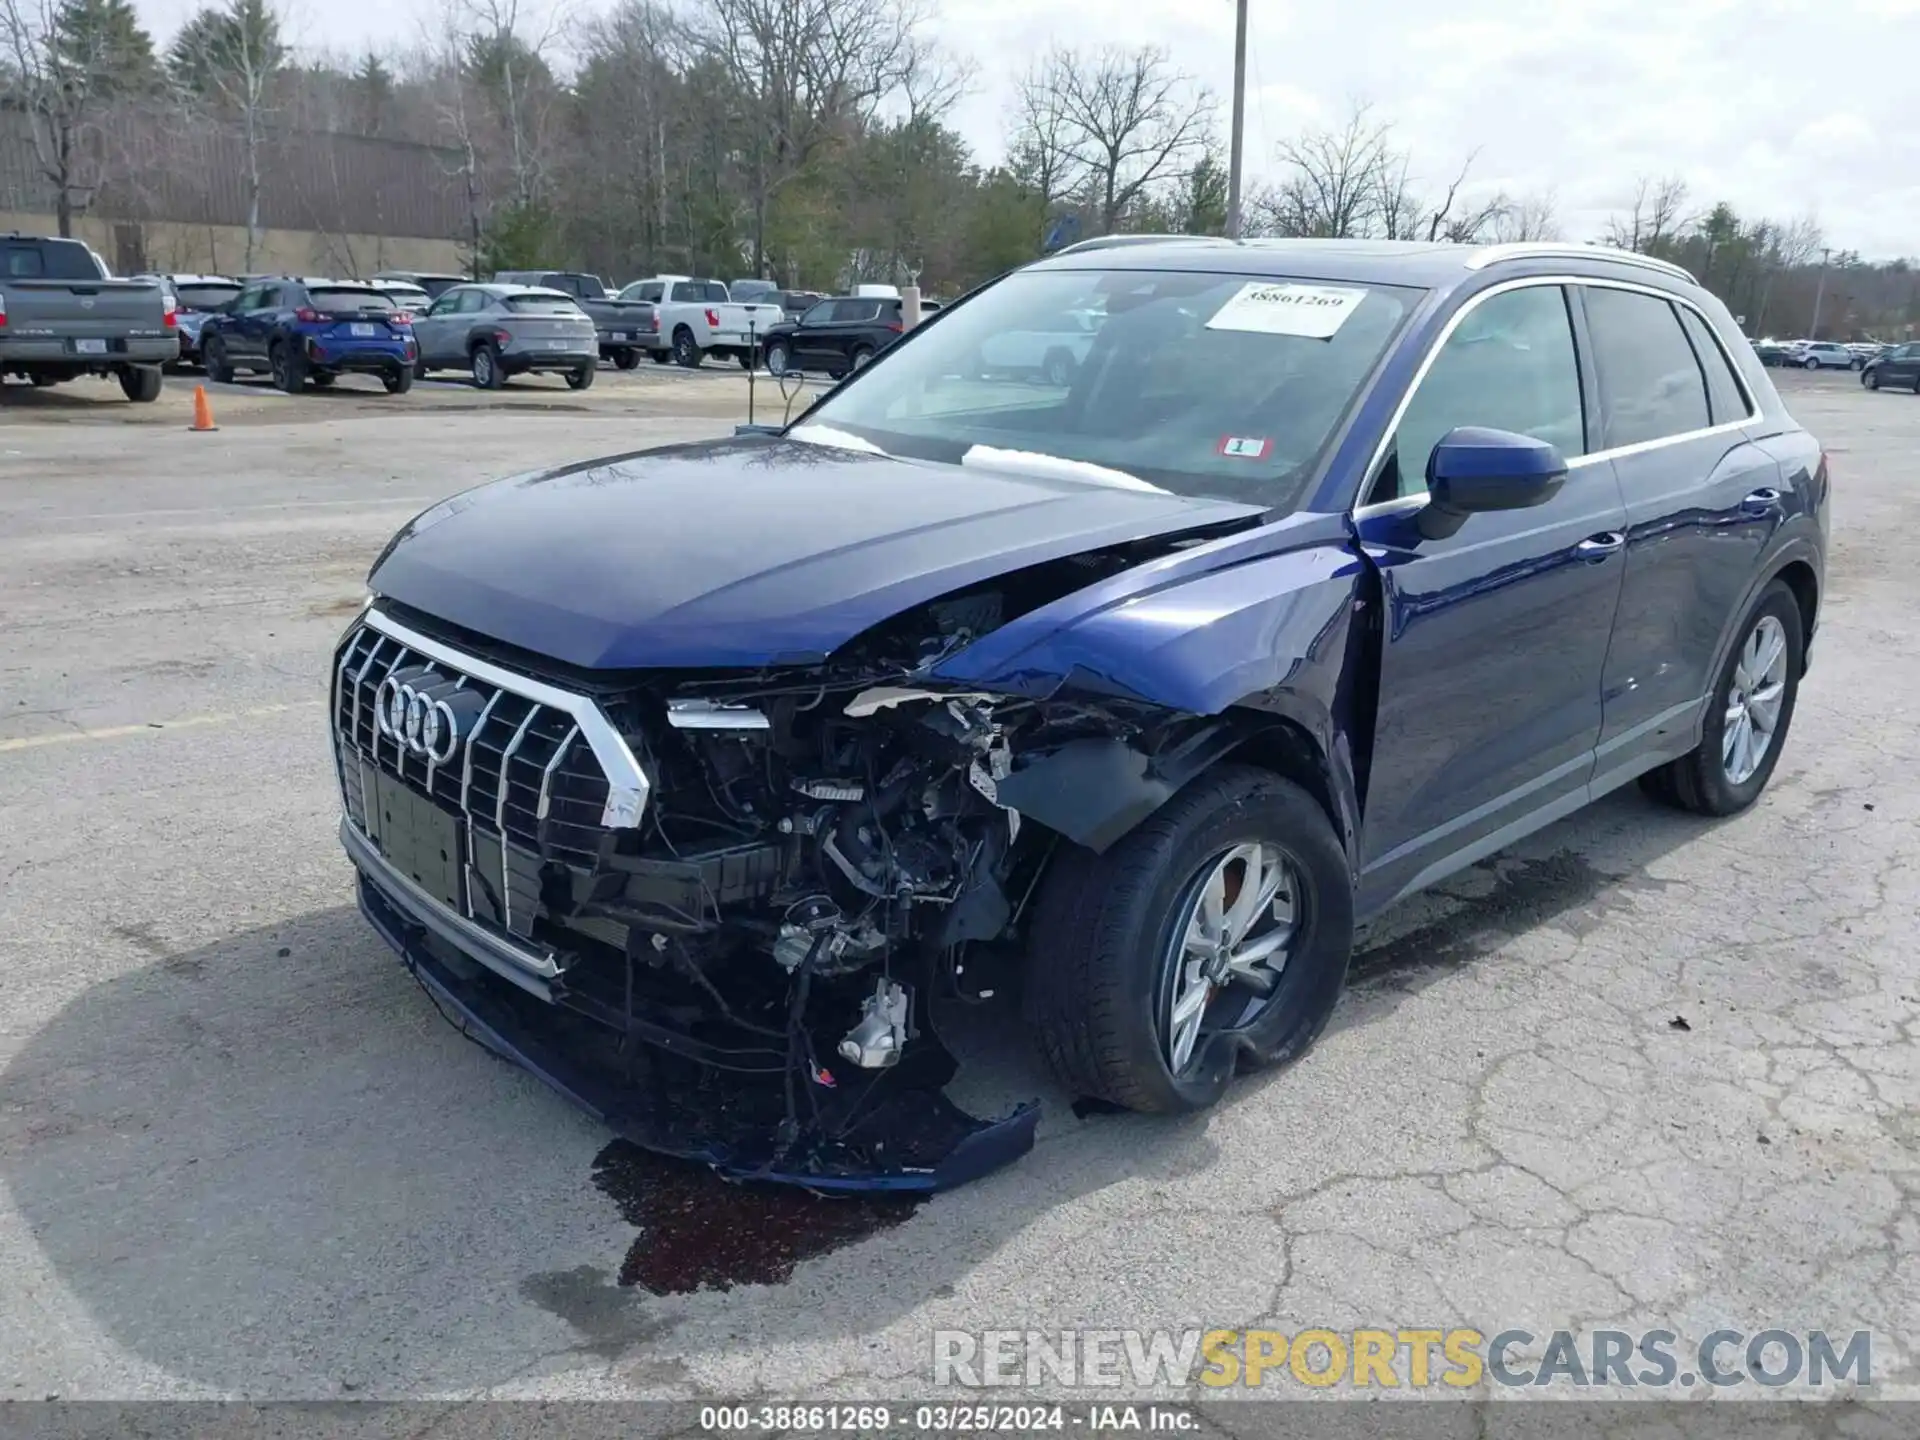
[[365, 770, 464, 912]]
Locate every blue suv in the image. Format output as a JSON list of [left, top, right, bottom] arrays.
[[332, 239, 1826, 1191], [201, 277, 416, 393]]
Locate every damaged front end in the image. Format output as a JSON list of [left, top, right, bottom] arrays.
[[334, 535, 1246, 1192]]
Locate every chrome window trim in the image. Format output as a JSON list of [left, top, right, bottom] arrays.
[[1352, 274, 1759, 521], [358, 605, 650, 831]]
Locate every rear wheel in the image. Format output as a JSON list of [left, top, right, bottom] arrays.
[[672, 328, 702, 368], [269, 342, 304, 393], [118, 364, 163, 403], [613, 348, 641, 371], [470, 343, 504, 389], [565, 363, 595, 390], [203, 336, 234, 385], [1866, 369, 1881, 390], [1025, 766, 1353, 1113], [1638, 580, 1803, 817], [383, 365, 413, 395]]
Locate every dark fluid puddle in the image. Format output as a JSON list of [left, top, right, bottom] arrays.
[[592, 1140, 923, 1295]]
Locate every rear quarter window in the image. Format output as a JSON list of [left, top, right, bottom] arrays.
[[1675, 306, 1753, 424]]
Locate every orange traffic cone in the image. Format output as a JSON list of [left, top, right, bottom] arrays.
[[189, 384, 218, 432]]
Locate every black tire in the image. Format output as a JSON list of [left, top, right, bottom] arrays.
[[850, 345, 875, 371], [738, 347, 758, 370], [672, 328, 702, 368], [29, 372, 59, 388], [613, 348, 641, 371], [1042, 349, 1077, 387], [650, 349, 671, 366], [203, 336, 234, 385], [269, 342, 304, 393], [118, 364, 163, 403], [765, 340, 792, 377], [1639, 580, 1803, 817], [383, 365, 413, 395], [1801, 356, 1819, 370], [414, 359, 429, 381], [470, 343, 504, 389], [1866, 369, 1880, 390], [308, 371, 335, 388], [1024, 765, 1353, 1114], [565, 363, 594, 390]]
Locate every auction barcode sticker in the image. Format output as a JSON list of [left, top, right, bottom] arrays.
[[1206, 282, 1366, 339]]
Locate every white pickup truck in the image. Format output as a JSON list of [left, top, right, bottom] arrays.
[[614, 275, 785, 369]]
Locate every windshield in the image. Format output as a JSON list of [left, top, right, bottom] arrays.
[[795, 267, 1420, 507], [176, 283, 241, 311], [504, 294, 583, 315], [311, 287, 395, 312]]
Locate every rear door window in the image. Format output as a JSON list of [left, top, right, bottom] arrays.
[[1387, 283, 1586, 501], [1675, 306, 1752, 425], [1582, 287, 1711, 448]]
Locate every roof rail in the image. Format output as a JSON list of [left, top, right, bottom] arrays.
[[1466, 242, 1695, 282], [1048, 233, 1221, 257]]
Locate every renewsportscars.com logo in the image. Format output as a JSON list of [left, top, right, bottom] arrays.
[[932, 1328, 1874, 1391]]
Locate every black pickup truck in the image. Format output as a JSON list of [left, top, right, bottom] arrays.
[[1, 235, 177, 400]]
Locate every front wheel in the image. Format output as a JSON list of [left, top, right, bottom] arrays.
[[765, 340, 791, 376], [1024, 766, 1353, 1113], [850, 345, 875, 371], [649, 349, 671, 366], [565, 363, 595, 390], [1638, 580, 1803, 816], [1867, 369, 1880, 391]]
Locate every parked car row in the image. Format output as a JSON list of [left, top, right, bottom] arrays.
[[1751, 336, 1911, 371]]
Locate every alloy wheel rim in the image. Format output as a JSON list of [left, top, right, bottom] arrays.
[[1161, 842, 1300, 1076], [1723, 614, 1788, 786], [475, 351, 492, 383]]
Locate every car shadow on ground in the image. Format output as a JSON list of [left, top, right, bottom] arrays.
[[0, 784, 1715, 1395]]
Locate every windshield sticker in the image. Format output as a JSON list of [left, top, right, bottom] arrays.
[[1217, 436, 1272, 459], [1206, 282, 1366, 339]]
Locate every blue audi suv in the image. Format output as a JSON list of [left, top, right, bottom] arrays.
[[333, 238, 1827, 1190]]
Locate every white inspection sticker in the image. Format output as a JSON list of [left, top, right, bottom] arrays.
[[1206, 282, 1366, 339]]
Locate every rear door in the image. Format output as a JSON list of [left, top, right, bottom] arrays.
[[1582, 283, 1785, 788], [1353, 280, 1629, 913]]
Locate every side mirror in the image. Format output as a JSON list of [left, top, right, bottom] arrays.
[[1418, 426, 1568, 539]]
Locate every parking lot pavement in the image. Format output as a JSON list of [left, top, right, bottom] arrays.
[[0, 369, 1915, 1401]]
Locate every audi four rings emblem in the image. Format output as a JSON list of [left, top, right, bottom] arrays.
[[375, 669, 474, 765]]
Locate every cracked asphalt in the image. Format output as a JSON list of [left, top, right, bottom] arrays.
[[0, 370, 1913, 1404]]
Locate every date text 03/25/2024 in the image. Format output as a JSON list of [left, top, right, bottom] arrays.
[[698, 1405, 1197, 1432]]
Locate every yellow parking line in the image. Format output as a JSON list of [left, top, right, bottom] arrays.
[[0, 701, 323, 753]]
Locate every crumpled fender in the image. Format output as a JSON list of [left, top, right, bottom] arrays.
[[932, 510, 1370, 857]]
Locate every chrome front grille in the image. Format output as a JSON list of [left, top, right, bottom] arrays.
[[332, 608, 650, 951]]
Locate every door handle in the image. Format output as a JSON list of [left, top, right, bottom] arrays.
[[1575, 532, 1625, 561], [1742, 487, 1783, 513]]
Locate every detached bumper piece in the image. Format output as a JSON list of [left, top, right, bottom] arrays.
[[354, 861, 1038, 1194]]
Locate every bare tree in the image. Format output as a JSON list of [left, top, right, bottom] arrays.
[[689, 0, 938, 273], [1490, 187, 1560, 242], [1603, 174, 1691, 253], [169, 0, 288, 269], [1, 0, 108, 234], [1256, 101, 1397, 238], [414, 3, 486, 274], [1030, 45, 1214, 233]]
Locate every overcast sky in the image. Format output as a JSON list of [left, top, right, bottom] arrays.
[[134, 0, 1920, 259]]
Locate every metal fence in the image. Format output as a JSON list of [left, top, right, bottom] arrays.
[[0, 107, 467, 241]]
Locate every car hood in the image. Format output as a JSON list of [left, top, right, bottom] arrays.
[[368, 436, 1265, 669]]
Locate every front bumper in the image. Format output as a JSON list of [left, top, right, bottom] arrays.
[[345, 814, 1040, 1193]]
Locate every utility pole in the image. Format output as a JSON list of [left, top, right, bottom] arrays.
[[1225, 0, 1248, 240], [1808, 246, 1832, 339]]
